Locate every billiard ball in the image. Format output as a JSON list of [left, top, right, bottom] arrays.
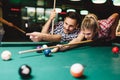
[[70, 63, 84, 78], [42, 44, 48, 48], [18, 64, 32, 78], [112, 46, 119, 54], [1, 50, 12, 61], [43, 49, 51, 57], [36, 45, 42, 53]]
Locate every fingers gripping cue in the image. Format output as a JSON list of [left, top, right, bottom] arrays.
[[18, 40, 92, 54]]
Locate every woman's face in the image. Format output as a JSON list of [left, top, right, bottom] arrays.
[[82, 28, 96, 40]]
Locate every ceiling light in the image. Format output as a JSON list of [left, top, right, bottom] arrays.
[[80, 10, 88, 15], [70, 0, 81, 1], [67, 9, 76, 12], [92, 0, 106, 4], [113, 0, 120, 6]]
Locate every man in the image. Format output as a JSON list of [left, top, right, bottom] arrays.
[[26, 10, 81, 43]]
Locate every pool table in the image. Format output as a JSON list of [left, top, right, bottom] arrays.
[[0, 41, 120, 80]]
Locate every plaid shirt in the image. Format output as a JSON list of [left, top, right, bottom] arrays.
[[97, 17, 115, 38], [50, 21, 80, 42]]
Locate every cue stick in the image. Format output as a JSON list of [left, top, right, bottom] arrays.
[[112, 43, 120, 46], [18, 40, 92, 54], [0, 17, 26, 34], [51, 0, 56, 35]]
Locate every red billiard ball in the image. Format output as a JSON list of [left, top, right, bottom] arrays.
[[112, 46, 119, 54]]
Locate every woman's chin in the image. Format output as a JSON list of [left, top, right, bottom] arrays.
[[87, 38, 91, 40]]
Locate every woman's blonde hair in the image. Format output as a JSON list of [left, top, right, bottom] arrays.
[[81, 13, 99, 32]]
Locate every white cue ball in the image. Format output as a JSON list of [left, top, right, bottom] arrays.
[[42, 45, 48, 48], [1, 50, 12, 60], [70, 63, 84, 78]]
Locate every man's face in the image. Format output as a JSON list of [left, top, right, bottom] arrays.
[[82, 28, 95, 40], [63, 17, 78, 34]]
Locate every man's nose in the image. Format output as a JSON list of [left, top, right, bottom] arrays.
[[66, 25, 69, 29]]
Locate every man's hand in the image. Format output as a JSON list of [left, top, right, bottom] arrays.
[[49, 9, 56, 21], [26, 32, 43, 42]]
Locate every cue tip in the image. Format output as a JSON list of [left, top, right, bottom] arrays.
[[18, 51, 23, 54], [18, 48, 41, 54], [18, 51, 29, 54]]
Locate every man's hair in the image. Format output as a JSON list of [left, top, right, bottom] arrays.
[[65, 11, 80, 26]]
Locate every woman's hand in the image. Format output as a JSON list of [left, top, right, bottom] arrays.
[[51, 44, 70, 53]]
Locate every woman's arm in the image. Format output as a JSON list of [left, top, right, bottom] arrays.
[[51, 33, 84, 52], [109, 13, 119, 40]]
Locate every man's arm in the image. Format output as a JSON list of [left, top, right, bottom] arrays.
[[41, 10, 56, 33], [26, 32, 61, 42], [41, 33, 61, 42]]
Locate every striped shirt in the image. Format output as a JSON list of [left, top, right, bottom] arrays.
[[50, 21, 80, 42]]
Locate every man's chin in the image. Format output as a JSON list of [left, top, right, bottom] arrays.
[[64, 30, 69, 34], [64, 32, 68, 34]]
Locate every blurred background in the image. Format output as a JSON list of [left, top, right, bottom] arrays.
[[0, 0, 120, 42]]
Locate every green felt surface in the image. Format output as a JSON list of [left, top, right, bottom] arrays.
[[0, 42, 120, 80]]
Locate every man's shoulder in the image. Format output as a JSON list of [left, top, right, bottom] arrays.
[[57, 21, 64, 24], [55, 21, 64, 27]]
